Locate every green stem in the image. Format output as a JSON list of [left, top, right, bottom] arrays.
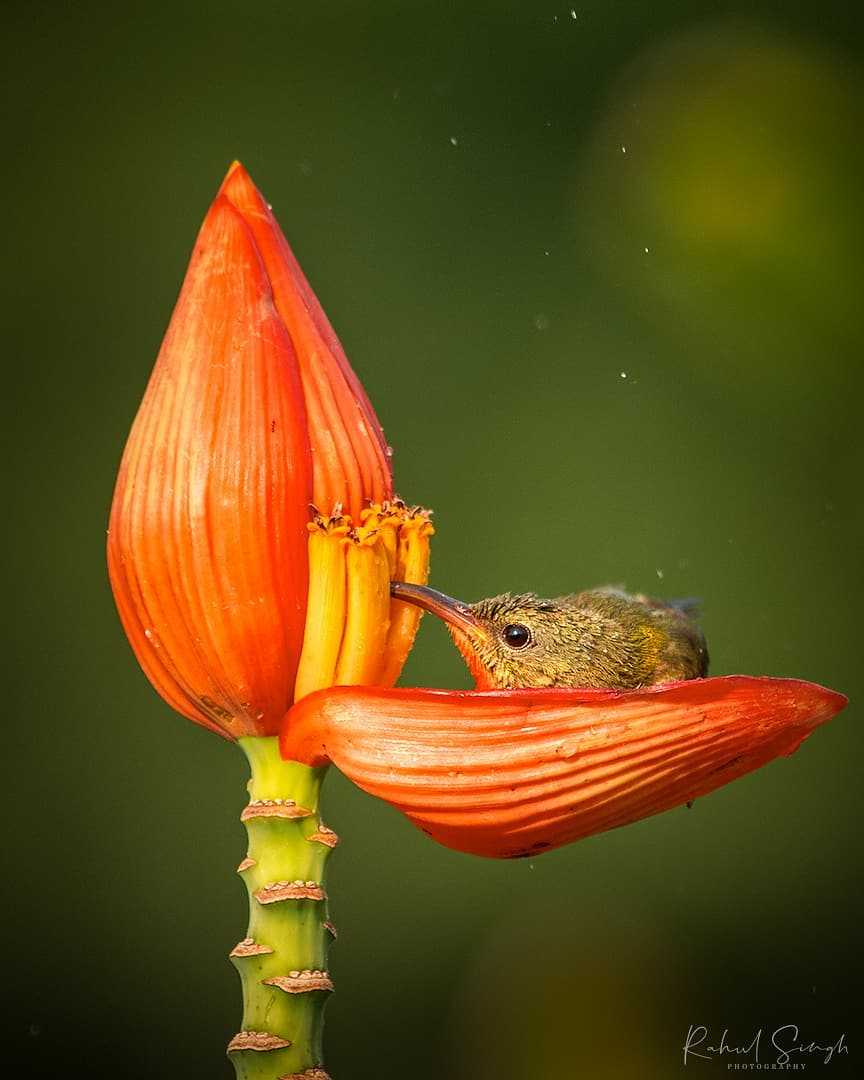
[[228, 737, 336, 1080]]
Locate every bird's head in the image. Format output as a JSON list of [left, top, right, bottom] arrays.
[[390, 582, 583, 689]]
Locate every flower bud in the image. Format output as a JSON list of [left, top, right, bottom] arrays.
[[108, 165, 428, 738]]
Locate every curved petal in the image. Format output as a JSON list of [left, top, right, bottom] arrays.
[[108, 196, 312, 737], [280, 677, 847, 857], [219, 163, 392, 519]]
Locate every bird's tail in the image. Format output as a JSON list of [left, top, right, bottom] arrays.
[[630, 592, 702, 620], [665, 597, 702, 618]]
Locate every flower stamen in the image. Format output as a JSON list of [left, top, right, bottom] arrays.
[[360, 501, 404, 576]]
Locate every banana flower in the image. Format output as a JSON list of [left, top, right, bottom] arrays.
[[108, 162, 428, 739], [108, 162, 431, 1080], [108, 162, 847, 1080]]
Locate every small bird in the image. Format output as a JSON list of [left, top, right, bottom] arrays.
[[390, 582, 709, 690]]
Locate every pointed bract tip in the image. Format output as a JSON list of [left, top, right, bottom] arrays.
[[223, 159, 246, 182], [192, 194, 270, 294], [804, 683, 848, 725], [219, 159, 260, 206]]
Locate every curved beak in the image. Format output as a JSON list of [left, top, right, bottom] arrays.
[[390, 582, 489, 643]]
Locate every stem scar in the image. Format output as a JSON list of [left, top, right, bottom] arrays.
[[227, 1031, 292, 1054], [263, 970, 334, 994], [254, 880, 327, 904], [241, 799, 313, 821]]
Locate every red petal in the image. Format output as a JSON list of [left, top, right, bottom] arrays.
[[280, 677, 846, 857], [219, 163, 392, 520], [108, 196, 312, 737]]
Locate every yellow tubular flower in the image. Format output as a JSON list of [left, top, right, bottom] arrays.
[[360, 502, 402, 577], [294, 514, 350, 701], [295, 502, 433, 699], [380, 509, 434, 687], [334, 526, 393, 686]]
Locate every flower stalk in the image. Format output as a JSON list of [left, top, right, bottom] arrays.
[[229, 737, 335, 1080]]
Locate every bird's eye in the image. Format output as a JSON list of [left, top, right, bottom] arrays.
[[502, 623, 531, 649]]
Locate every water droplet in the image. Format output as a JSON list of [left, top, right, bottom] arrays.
[[621, 145, 627, 154], [385, 445, 394, 458], [620, 371, 628, 379], [449, 136, 459, 147], [656, 568, 664, 580]]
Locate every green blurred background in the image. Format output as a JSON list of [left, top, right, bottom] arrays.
[[4, 1, 861, 1077]]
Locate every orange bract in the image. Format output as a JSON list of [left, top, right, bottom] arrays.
[[280, 677, 847, 857], [108, 164, 397, 738], [108, 196, 312, 737], [220, 163, 392, 520]]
